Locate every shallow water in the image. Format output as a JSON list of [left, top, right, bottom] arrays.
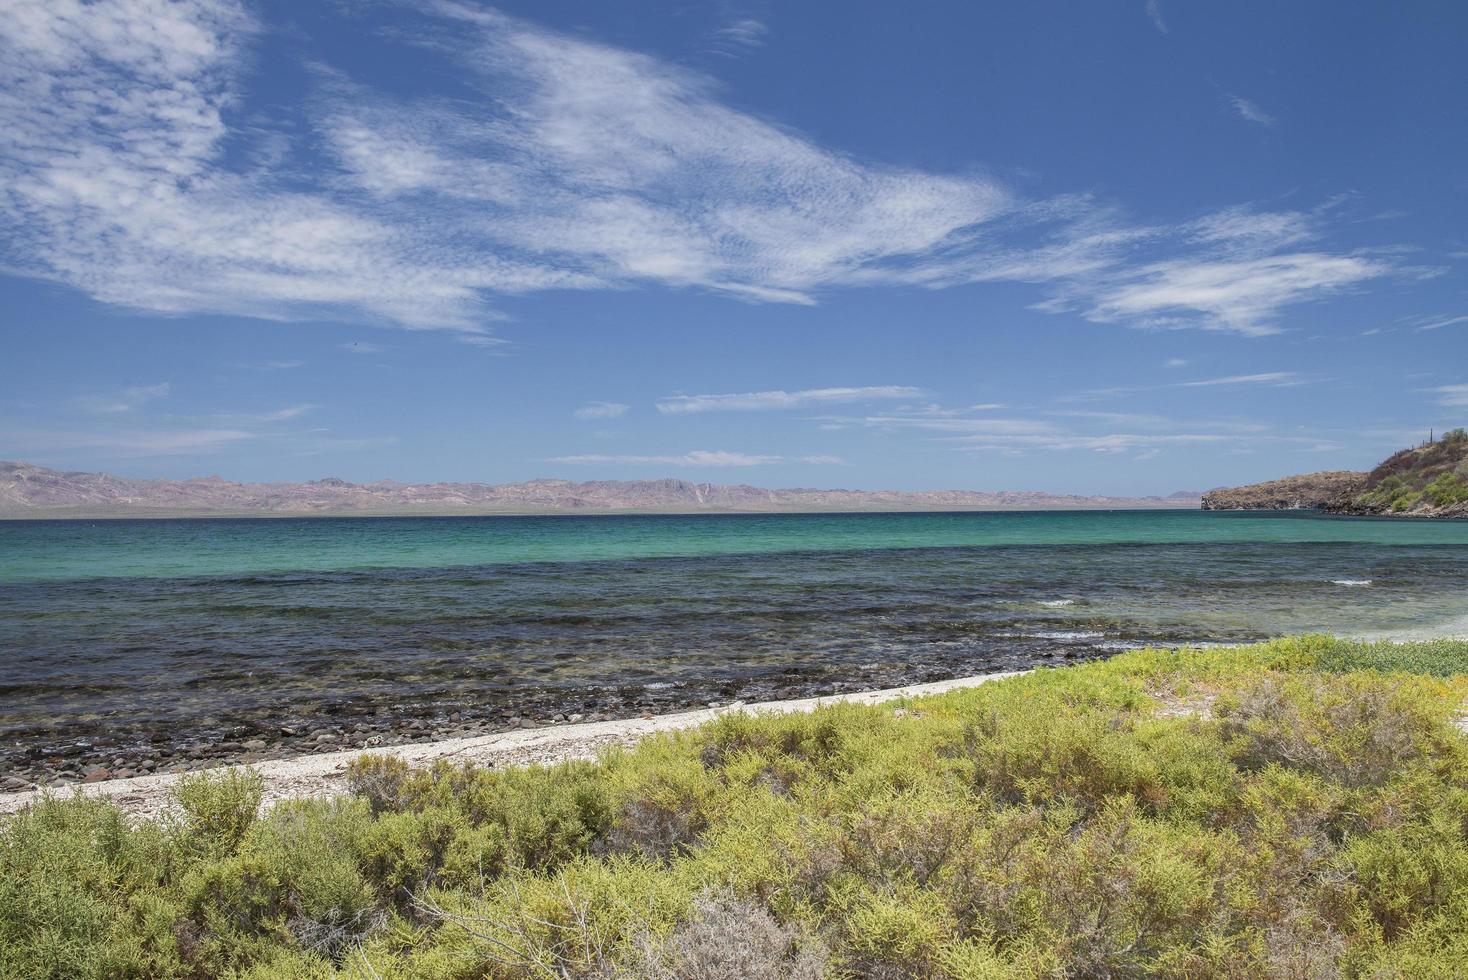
[[2, 510, 1467, 776]]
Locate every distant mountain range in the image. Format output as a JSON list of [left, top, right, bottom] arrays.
[[0, 461, 1201, 518], [1202, 431, 1468, 518]]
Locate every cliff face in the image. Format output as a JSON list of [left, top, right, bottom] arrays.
[[1202, 431, 1468, 518], [0, 461, 1201, 518], [1201, 471, 1368, 512]]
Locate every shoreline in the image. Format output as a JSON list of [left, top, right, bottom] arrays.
[[11, 620, 1468, 788], [1, 502, 1202, 521], [0, 671, 1028, 821], [2, 652, 1081, 788]]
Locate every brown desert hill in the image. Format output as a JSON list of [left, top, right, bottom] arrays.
[[0, 460, 1200, 518], [1202, 429, 1468, 518]]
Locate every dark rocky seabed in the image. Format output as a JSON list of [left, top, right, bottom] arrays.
[[4, 514, 1468, 789]]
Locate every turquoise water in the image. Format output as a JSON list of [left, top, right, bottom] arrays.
[[6, 509, 1468, 583], [3, 509, 1467, 777]]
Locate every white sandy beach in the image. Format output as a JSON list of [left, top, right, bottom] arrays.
[[0, 670, 1028, 822]]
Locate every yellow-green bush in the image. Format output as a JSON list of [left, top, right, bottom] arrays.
[[3, 636, 1468, 978]]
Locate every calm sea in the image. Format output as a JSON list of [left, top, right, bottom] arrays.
[[3, 509, 1467, 769]]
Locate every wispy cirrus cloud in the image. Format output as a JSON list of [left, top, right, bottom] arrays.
[[549, 450, 842, 467], [856, 416, 1057, 437], [1, 426, 253, 457], [76, 383, 172, 414], [937, 421, 1333, 458], [657, 386, 924, 415], [951, 432, 1240, 455], [818, 401, 1323, 459], [711, 17, 769, 54], [320, 3, 1014, 308], [0, 0, 570, 337], [1228, 94, 1277, 128], [1145, 0, 1168, 33], [1433, 384, 1468, 407], [1077, 249, 1387, 337], [925, 203, 1399, 336], [215, 403, 316, 423], [0, 1, 1408, 341], [1059, 369, 1310, 402], [1176, 372, 1300, 387], [573, 401, 629, 420], [1415, 314, 1468, 332]]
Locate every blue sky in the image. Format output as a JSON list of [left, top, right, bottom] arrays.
[[2, 0, 1465, 494]]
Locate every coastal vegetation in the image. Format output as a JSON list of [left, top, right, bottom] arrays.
[[4, 636, 1468, 978], [1352, 429, 1468, 514]]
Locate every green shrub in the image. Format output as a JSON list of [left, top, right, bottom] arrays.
[[0, 795, 186, 979], [343, 754, 410, 817], [180, 797, 381, 971], [1216, 674, 1440, 788], [1343, 821, 1468, 941], [1291, 635, 1468, 676], [173, 767, 264, 850], [1357, 473, 1429, 511], [1425, 471, 1468, 507], [1391, 489, 1423, 512], [3, 636, 1468, 978]]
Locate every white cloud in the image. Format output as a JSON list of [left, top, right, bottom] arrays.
[[1049, 410, 1178, 427], [77, 382, 171, 414], [549, 450, 841, 467], [657, 386, 924, 414], [1229, 95, 1277, 128], [574, 401, 629, 420], [1146, 0, 1168, 33], [860, 416, 1059, 436], [221, 403, 315, 422], [945, 427, 1343, 456], [0, 1, 1407, 341], [952, 432, 1237, 454], [1164, 358, 1188, 368], [1433, 384, 1468, 407], [906, 402, 1005, 416], [916, 202, 1398, 335], [0, 0, 558, 336], [1056, 371, 1312, 402], [1083, 252, 1386, 336], [1416, 314, 1468, 332], [321, 4, 1015, 307], [456, 335, 511, 350], [827, 401, 1324, 460], [2, 426, 252, 457], [264, 404, 313, 421], [1189, 207, 1310, 252], [712, 17, 768, 52], [1176, 372, 1299, 387]]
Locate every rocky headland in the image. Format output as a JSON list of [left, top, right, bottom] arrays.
[[1200, 470, 1369, 511], [1203, 430, 1468, 518]]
